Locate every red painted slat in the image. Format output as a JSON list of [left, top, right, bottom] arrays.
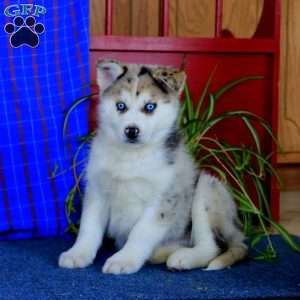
[[270, 0, 281, 221], [90, 36, 276, 53], [254, 0, 279, 38], [215, 0, 223, 37], [105, 0, 113, 35], [160, 0, 169, 36]]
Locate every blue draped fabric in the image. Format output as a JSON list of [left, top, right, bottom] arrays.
[[0, 0, 90, 239]]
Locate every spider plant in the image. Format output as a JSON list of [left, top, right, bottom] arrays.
[[59, 68, 300, 260], [179, 71, 300, 260]]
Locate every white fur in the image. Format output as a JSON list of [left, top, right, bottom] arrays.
[[59, 61, 247, 274]]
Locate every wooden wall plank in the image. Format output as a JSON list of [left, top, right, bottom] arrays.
[[168, 0, 177, 36], [91, 0, 159, 36], [278, 0, 300, 163], [131, 0, 160, 36], [90, 0, 264, 38], [113, 0, 131, 35], [169, 0, 215, 37], [222, 0, 263, 38], [90, 0, 105, 36], [277, 165, 300, 190]]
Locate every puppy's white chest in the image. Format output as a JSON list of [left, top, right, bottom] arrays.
[[90, 138, 174, 246], [106, 178, 151, 246]]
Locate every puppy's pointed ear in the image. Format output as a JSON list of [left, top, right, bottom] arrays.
[[96, 60, 126, 91], [151, 67, 186, 95], [171, 70, 186, 95]]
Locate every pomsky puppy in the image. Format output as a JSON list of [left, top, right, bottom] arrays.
[[59, 60, 247, 274]]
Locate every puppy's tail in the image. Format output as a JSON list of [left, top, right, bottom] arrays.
[[206, 243, 248, 271]]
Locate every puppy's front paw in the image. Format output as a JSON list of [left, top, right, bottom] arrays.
[[58, 248, 94, 269], [102, 252, 142, 275]]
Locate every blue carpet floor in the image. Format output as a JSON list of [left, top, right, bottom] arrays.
[[0, 236, 300, 300]]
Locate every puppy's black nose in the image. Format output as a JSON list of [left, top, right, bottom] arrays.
[[124, 126, 140, 141]]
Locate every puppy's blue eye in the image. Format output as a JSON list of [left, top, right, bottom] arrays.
[[144, 103, 157, 113], [116, 101, 127, 112]]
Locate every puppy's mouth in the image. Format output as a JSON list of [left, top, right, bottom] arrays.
[[123, 135, 145, 145], [125, 138, 141, 145]]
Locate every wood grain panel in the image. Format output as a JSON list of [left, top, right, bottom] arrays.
[[113, 0, 131, 35], [278, 165, 300, 190], [90, 0, 159, 36], [131, 0, 160, 36], [90, 0, 105, 36], [169, 0, 215, 37], [278, 0, 300, 163], [280, 190, 300, 235], [222, 0, 263, 38], [168, 0, 177, 37]]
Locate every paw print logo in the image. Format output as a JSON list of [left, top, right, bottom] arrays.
[[4, 16, 45, 48]]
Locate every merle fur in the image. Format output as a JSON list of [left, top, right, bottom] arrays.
[[213, 229, 228, 252], [116, 66, 128, 81], [138, 66, 169, 94], [164, 127, 182, 165]]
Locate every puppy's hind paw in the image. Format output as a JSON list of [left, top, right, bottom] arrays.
[[167, 247, 211, 271], [167, 248, 197, 270], [102, 252, 142, 275], [58, 248, 94, 269]]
